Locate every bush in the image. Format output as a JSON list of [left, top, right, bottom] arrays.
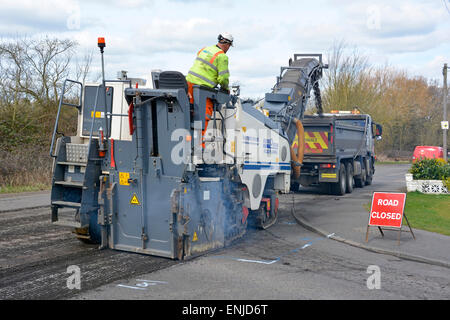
[[0, 145, 52, 189], [444, 177, 450, 191], [409, 158, 450, 180]]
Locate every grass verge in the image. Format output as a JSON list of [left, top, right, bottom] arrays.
[[403, 192, 450, 236], [0, 183, 51, 194], [376, 161, 411, 165]]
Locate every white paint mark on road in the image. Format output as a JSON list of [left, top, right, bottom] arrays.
[[117, 284, 147, 290], [211, 235, 329, 266], [281, 221, 297, 225], [136, 279, 168, 284], [117, 279, 168, 290], [236, 258, 280, 265]]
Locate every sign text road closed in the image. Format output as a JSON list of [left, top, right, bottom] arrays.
[[369, 192, 406, 228]]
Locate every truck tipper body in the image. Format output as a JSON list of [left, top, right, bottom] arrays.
[[293, 112, 382, 195]]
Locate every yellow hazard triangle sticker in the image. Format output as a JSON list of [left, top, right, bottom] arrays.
[[130, 193, 140, 205], [192, 232, 198, 242]]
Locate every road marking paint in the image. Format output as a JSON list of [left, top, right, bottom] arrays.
[[117, 284, 147, 290], [135, 279, 168, 284], [236, 258, 280, 265], [211, 235, 331, 265], [281, 221, 297, 225], [117, 279, 167, 290], [210, 255, 279, 265]]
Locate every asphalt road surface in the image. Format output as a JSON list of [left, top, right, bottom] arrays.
[[0, 164, 449, 300]]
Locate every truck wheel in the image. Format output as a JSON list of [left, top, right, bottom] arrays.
[[355, 159, 366, 188], [331, 164, 346, 196], [345, 162, 354, 193]]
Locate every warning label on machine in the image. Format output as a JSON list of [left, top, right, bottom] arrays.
[[119, 172, 130, 186], [130, 193, 140, 205]]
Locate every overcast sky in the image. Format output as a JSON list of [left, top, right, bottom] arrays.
[[0, 0, 449, 98]]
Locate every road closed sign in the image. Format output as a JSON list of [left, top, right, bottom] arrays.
[[369, 192, 406, 228]]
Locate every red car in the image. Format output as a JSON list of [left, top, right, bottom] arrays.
[[412, 146, 444, 162]]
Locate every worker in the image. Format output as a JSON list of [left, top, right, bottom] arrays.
[[186, 32, 233, 144]]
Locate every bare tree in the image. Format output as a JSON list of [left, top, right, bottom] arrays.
[[0, 36, 77, 108], [321, 41, 443, 158], [322, 40, 376, 113], [75, 49, 94, 86], [0, 36, 98, 152]]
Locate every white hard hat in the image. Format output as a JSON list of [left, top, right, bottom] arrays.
[[218, 32, 234, 46]]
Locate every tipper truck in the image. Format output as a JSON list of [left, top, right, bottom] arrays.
[[293, 110, 383, 195]]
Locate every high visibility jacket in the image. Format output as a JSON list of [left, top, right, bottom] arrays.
[[186, 45, 229, 90]]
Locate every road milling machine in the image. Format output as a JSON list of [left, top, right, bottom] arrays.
[[49, 38, 326, 259]]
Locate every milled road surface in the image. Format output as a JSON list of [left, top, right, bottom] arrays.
[[1, 164, 449, 300], [0, 207, 176, 299]]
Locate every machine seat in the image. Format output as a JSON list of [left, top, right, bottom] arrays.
[[158, 71, 188, 93]]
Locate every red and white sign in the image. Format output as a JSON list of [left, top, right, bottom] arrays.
[[368, 192, 406, 228]]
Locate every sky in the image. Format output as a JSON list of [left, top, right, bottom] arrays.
[[0, 0, 449, 98]]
